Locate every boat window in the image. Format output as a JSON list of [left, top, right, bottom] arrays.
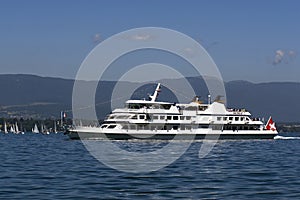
[[130, 125, 136, 130], [167, 116, 172, 120], [108, 125, 116, 129], [173, 126, 178, 130], [241, 117, 244, 121], [137, 125, 145, 130], [109, 115, 115, 119], [161, 104, 172, 109], [198, 106, 208, 111], [139, 115, 145, 119], [217, 117, 221, 121], [186, 116, 191, 120], [130, 103, 150, 109], [153, 116, 158, 120], [180, 116, 185, 120], [173, 116, 178, 120], [229, 117, 233, 120], [131, 115, 138, 119], [185, 106, 197, 111], [235, 117, 239, 121], [128, 104, 139, 109], [151, 104, 160, 109], [101, 125, 108, 128], [160, 116, 165, 120], [223, 117, 227, 121], [157, 125, 164, 130], [116, 115, 129, 119], [122, 125, 128, 129], [199, 125, 209, 128]]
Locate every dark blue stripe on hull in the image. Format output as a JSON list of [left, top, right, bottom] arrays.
[[106, 133, 276, 140], [68, 132, 277, 140]]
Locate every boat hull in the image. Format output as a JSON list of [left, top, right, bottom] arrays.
[[66, 130, 277, 140]]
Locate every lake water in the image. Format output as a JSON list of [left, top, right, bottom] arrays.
[[0, 133, 299, 199]]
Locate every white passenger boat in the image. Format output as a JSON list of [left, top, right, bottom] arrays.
[[66, 83, 278, 140]]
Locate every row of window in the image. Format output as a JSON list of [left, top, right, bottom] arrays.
[[183, 105, 208, 111], [121, 124, 198, 131], [126, 103, 172, 110], [223, 125, 260, 130], [108, 115, 130, 119], [217, 116, 250, 121], [109, 114, 194, 121], [108, 114, 250, 122], [101, 124, 261, 131], [101, 124, 117, 129], [152, 115, 193, 120], [108, 115, 147, 120]]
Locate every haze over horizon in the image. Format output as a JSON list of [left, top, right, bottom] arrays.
[[0, 0, 299, 83]]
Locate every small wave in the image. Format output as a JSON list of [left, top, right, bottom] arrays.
[[274, 135, 300, 140]]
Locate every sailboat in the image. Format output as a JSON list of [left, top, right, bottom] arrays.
[[15, 122, 20, 134], [10, 125, 16, 134], [40, 124, 44, 133], [3, 121, 8, 134], [40, 124, 49, 135], [43, 124, 50, 135], [32, 124, 39, 133], [54, 121, 58, 134], [16, 122, 25, 134]]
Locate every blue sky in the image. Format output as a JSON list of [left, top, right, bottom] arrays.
[[0, 0, 299, 82]]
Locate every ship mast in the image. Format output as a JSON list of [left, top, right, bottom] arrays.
[[149, 83, 161, 102]]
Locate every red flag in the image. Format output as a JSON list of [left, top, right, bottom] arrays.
[[265, 116, 276, 131]]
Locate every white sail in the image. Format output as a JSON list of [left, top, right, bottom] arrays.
[[4, 122, 8, 133], [15, 122, 20, 134], [41, 124, 44, 133], [33, 124, 39, 133], [10, 125, 15, 133], [54, 121, 57, 133]]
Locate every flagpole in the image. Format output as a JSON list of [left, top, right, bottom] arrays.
[[60, 111, 63, 127]]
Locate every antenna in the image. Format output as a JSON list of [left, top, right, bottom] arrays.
[[208, 94, 211, 104]]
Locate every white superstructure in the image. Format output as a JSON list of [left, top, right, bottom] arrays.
[[67, 83, 278, 140]]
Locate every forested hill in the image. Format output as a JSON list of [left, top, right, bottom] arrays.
[[0, 74, 299, 122]]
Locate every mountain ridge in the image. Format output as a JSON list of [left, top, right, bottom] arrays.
[[0, 74, 299, 122]]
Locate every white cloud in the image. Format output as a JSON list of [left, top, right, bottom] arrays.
[[124, 34, 154, 41], [273, 49, 285, 65], [272, 49, 297, 65]]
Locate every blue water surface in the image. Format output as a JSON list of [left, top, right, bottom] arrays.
[[0, 133, 299, 199]]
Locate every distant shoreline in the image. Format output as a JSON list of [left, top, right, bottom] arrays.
[[1, 117, 299, 133], [1, 74, 300, 122]]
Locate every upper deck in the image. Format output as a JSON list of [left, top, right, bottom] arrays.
[[113, 99, 252, 117]]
